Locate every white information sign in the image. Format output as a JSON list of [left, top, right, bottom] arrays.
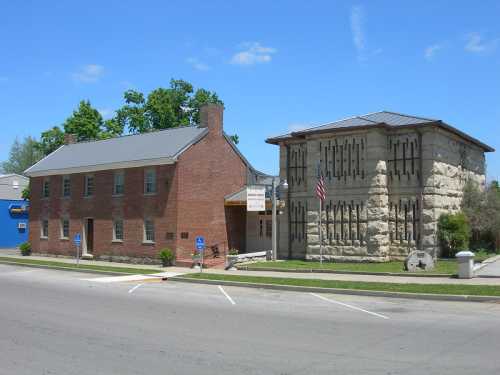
[[246, 186, 266, 211]]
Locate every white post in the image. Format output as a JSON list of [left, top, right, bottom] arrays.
[[272, 179, 277, 261], [319, 198, 323, 265]]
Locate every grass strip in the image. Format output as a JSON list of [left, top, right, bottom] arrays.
[[0, 256, 161, 275], [184, 273, 500, 297], [242, 260, 458, 275]]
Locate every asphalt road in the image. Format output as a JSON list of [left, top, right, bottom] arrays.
[[1, 264, 500, 375]]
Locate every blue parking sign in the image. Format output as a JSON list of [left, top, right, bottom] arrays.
[[195, 236, 205, 251], [74, 233, 81, 246]]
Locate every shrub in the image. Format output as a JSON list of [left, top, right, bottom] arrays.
[[160, 247, 175, 267], [159, 248, 174, 267], [228, 248, 239, 256], [19, 242, 31, 256], [438, 212, 470, 258]]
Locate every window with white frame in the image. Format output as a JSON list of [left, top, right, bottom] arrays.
[[60, 218, 69, 239], [62, 175, 71, 197], [41, 219, 49, 238], [42, 179, 50, 198], [144, 169, 156, 194], [84, 175, 94, 196], [144, 219, 155, 242], [113, 219, 124, 241], [113, 171, 124, 195]]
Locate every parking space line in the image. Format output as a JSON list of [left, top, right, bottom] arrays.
[[128, 284, 143, 294], [310, 293, 389, 320], [218, 286, 236, 305]]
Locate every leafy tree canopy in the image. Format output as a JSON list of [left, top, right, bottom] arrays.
[[115, 79, 223, 133], [1, 137, 43, 175]]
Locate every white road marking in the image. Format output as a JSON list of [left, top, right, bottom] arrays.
[[310, 293, 389, 320], [82, 272, 184, 283], [218, 285, 236, 305], [128, 284, 143, 294]]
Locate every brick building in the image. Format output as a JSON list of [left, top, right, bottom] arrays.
[[25, 104, 272, 265], [267, 111, 494, 261]]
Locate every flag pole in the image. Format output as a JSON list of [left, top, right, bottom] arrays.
[[319, 195, 323, 266]]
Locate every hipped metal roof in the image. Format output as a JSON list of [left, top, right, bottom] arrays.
[[266, 111, 494, 152]]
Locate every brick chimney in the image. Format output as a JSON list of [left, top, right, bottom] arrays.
[[199, 104, 223, 137], [64, 133, 77, 145]]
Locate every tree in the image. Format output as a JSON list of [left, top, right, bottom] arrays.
[[37, 100, 124, 156], [37, 126, 65, 156], [437, 212, 470, 257], [114, 79, 224, 133], [1, 137, 43, 175], [462, 180, 500, 251]]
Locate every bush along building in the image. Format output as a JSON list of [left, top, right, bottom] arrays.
[[25, 104, 273, 266], [267, 111, 494, 261], [0, 174, 29, 247]]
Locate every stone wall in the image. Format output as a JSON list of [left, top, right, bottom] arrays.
[[277, 125, 487, 261]]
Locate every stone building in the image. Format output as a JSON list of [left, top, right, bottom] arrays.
[[25, 104, 273, 266], [267, 111, 494, 261]]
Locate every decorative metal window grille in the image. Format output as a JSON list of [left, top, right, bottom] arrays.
[[290, 199, 307, 243], [388, 198, 421, 244], [287, 143, 307, 191], [319, 136, 366, 183], [387, 135, 420, 183], [324, 200, 367, 244]]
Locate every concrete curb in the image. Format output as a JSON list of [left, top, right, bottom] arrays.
[[169, 276, 500, 303], [235, 265, 453, 278], [0, 260, 152, 276]]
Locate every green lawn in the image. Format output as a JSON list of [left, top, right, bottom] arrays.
[[184, 273, 500, 297], [239, 259, 459, 275], [0, 257, 162, 275]]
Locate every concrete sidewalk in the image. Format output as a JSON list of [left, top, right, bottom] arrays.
[[202, 268, 500, 286], [475, 255, 500, 277], [0, 248, 196, 275], [2, 249, 500, 286]]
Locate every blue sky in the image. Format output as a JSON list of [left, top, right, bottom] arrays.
[[1, 0, 499, 178]]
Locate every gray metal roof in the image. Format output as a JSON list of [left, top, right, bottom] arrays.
[[266, 111, 494, 152], [25, 126, 208, 176], [292, 111, 436, 135]]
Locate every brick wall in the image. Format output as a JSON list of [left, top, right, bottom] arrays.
[[28, 104, 249, 263], [29, 165, 178, 262], [174, 104, 248, 258]]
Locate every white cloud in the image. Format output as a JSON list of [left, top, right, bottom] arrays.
[[350, 5, 365, 59], [465, 32, 498, 53], [424, 44, 443, 60], [98, 108, 114, 119], [230, 42, 276, 65], [288, 123, 310, 132], [72, 64, 104, 83], [186, 57, 210, 71]]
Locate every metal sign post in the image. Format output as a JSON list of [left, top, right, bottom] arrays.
[[195, 236, 205, 273], [74, 233, 81, 266]]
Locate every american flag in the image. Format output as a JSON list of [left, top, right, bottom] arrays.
[[316, 163, 326, 202]]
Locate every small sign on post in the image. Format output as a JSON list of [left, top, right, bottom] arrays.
[[195, 236, 205, 273], [74, 233, 81, 266], [247, 185, 266, 212]]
